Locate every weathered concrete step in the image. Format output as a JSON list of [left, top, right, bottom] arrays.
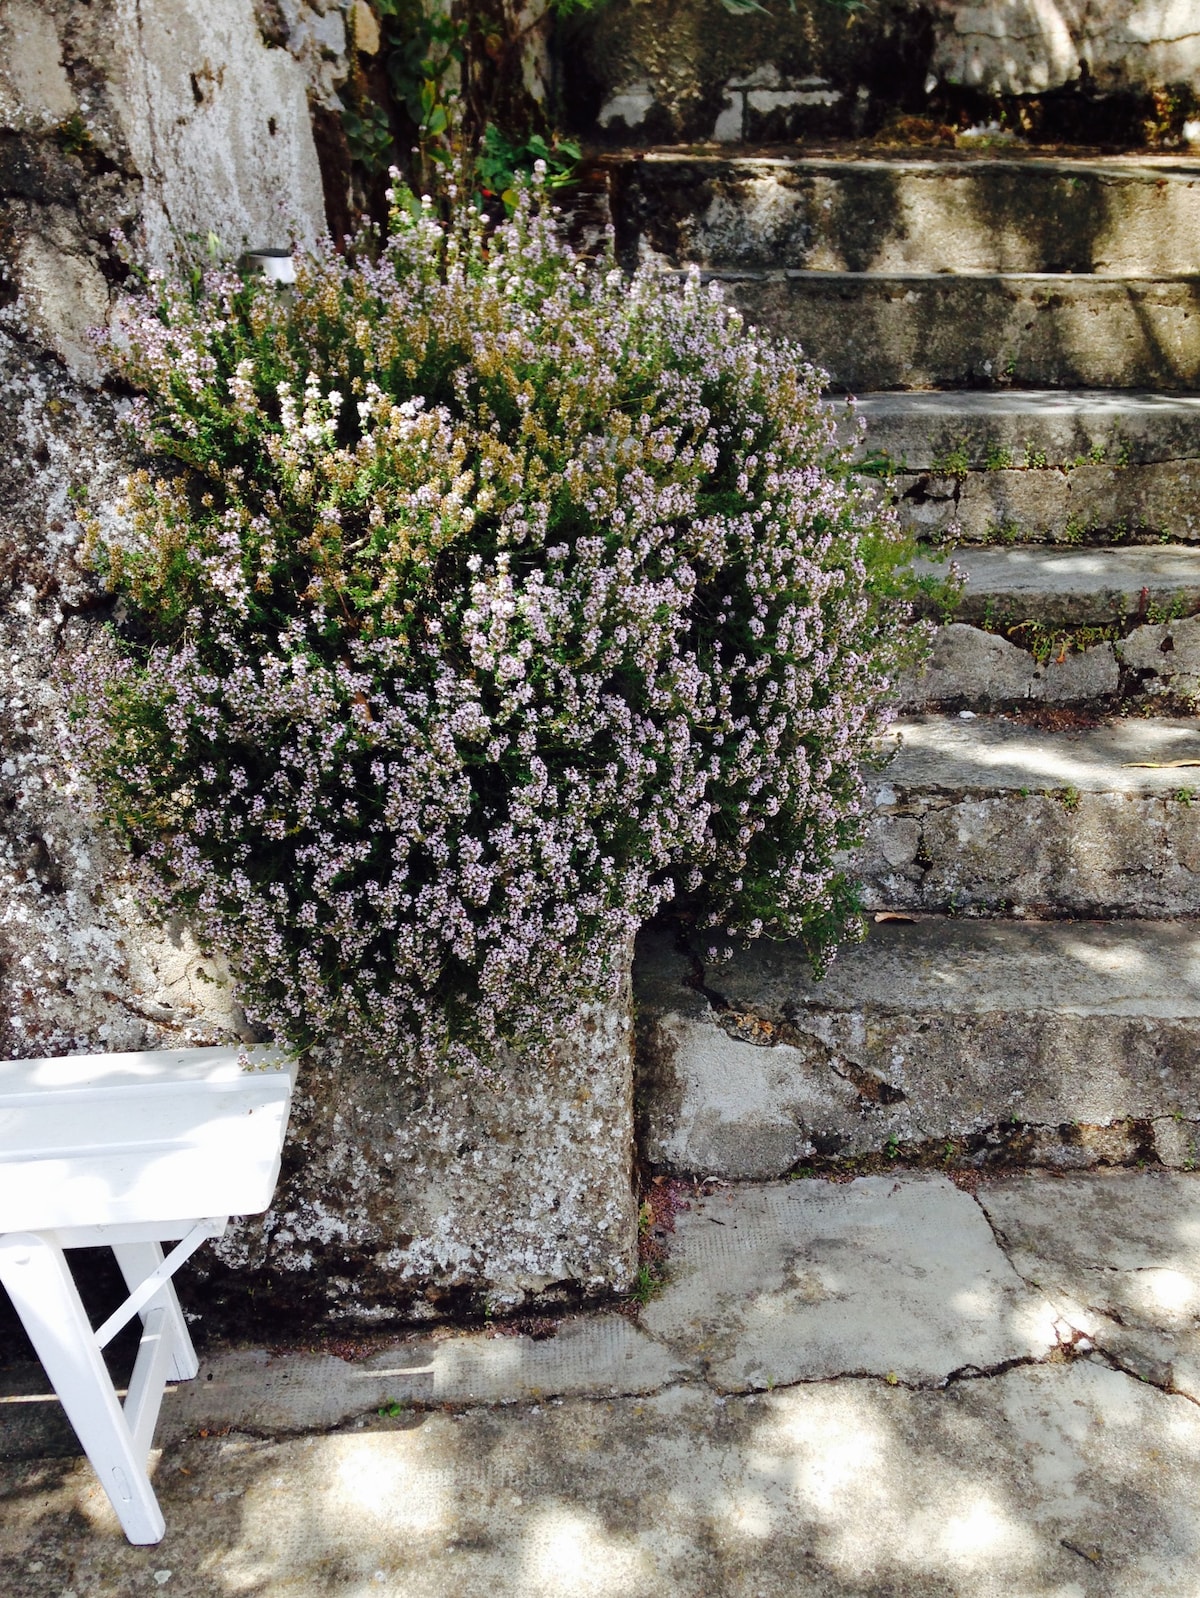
[[852, 389, 1200, 468], [938, 544, 1200, 627], [614, 153, 1200, 275], [900, 546, 1200, 707], [860, 714, 1200, 915], [635, 918, 1200, 1177], [725, 272, 1200, 391], [850, 389, 1200, 542]]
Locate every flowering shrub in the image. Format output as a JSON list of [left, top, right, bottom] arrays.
[[75, 176, 924, 1075]]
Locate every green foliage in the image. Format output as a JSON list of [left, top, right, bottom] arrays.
[[341, 97, 396, 175], [477, 126, 581, 213], [631, 1263, 663, 1304], [929, 440, 971, 478], [55, 112, 93, 159]]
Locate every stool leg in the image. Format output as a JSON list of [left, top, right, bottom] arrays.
[[0, 1232, 165, 1544], [112, 1242, 200, 1382]]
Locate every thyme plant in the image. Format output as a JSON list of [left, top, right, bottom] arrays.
[[76, 173, 922, 1075]]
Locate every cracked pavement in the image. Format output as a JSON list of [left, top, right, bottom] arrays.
[[3, 1169, 1200, 1595]]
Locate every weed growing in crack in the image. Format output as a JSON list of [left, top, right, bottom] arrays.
[[630, 1263, 663, 1306], [929, 440, 971, 479]]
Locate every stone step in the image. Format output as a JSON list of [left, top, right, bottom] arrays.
[[859, 713, 1200, 916], [939, 544, 1200, 627], [634, 917, 1200, 1178], [851, 390, 1200, 469], [898, 545, 1200, 709], [612, 153, 1200, 276], [723, 271, 1200, 391], [849, 389, 1200, 544]]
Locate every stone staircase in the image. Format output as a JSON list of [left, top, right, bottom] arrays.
[[619, 146, 1200, 1183]]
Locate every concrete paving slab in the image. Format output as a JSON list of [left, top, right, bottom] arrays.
[[2, 1363, 1198, 1596], [160, 1313, 691, 1441], [638, 1176, 1059, 1390], [979, 1171, 1200, 1402], [635, 920, 1200, 1175]]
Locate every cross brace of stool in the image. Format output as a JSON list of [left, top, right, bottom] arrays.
[[0, 1217, 227, 1545]]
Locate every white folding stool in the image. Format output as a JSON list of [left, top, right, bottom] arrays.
[[0, 1045, 297, 1544]]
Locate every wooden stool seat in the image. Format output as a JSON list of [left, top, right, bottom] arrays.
[[0, 1045, 297, 1543]]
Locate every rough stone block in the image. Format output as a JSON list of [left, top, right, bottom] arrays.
[[200, 967, 639, 1327], [727, 271, 1200, 392], [635, 919, 1200, 1177], [0, 1, 76, 132], [934, 0, 1200, 97], [1153, 1116, 1200, 1170], [896, 623, 1119, 709], [12, 229, 112, 384], [1118, 613, 1200, 700], [862, 714, 1200, 915], [107, 0, 327, 267], [614, 155, 1200, 276]]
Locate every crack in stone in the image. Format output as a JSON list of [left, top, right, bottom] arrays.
[[970, 1195, 1200, 1409], [1092, 1347, 1200, 1410]]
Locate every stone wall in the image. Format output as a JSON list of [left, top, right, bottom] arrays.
[[193, 972, 637, 1331], [0, 0, 637, 1339], [564, 0, 1200, 146]]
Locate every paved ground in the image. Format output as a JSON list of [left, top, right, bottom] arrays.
[[3, 1169, 1199, 1596]]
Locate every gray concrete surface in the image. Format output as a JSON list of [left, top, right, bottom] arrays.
[[727, 271, 1200, 392], [860, 714, 1200, 914], [635, 919, 1200, 1176], [877, 713, 1200, 796], [981, 1171, 1200, 1402], [890, 457, 1200, 543], [638, 1176, 1059, 1389], [3, 1172, 1200, 1595], [943, 545, 1200, 626], [851, 390, 1200, 469], [618, 155, 1200, 275]]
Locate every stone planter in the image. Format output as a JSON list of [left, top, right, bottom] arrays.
[[189, 947, 639, 1331]]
